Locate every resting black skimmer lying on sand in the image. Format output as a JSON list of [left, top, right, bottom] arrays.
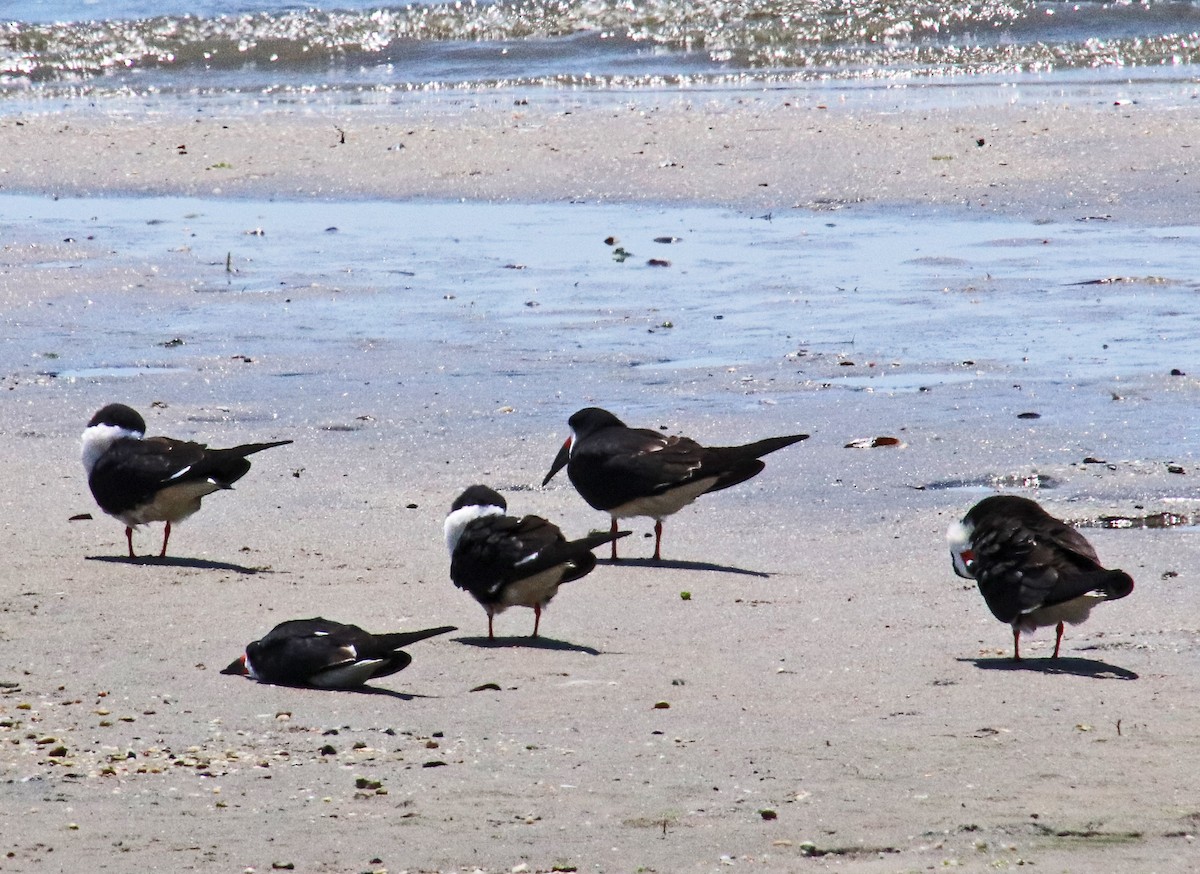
[[221, 618, 455, 688]]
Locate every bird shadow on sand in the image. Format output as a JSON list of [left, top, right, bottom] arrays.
[[233, 682, 429, 700], [455, 635, 601, 655], [87, 555, 265, 575], [960, 656, 1138, 680], [337, 686, 432, 700], [600, 557, 770, 578]]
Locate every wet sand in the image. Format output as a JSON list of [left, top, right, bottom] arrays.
[[2, 90, 1200, 873]]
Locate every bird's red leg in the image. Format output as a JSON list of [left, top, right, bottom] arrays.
[[1053, 621, 1064, 659], [652, 520, 663, 562], [125, 526, 135, 558], [1012, 627, 1022, 662], [159, 521, 171, 558], [488, 614, 495, 640], [610, 518, 620, 561], [533, 604, 541, 638]]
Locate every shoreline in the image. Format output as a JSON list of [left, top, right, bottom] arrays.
[[3, 83, 1200, 874], [1, 91, 1198, 224]]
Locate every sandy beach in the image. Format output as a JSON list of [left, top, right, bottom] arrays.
[[1, 93, 1199, 222], [2, 88, 1200, 874]]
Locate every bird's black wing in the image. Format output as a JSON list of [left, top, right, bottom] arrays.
[[970, 511, 1114, 623], [88, 437, 214, 513]]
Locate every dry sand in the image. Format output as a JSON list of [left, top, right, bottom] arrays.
[[0, 93, 1198, 222], [2, 91, 1200, 873]]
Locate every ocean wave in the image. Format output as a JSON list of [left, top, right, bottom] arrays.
[[3, 0, 1200, 91]]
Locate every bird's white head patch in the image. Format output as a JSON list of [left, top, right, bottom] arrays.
[[80, 422, 142, 475], [946, 519, 976, 579], [443, 502, 504, 554]]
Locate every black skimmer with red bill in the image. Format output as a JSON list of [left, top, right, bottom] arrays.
[[221, 617, 456, 688], [81, 403, 292, 558], [948, 494, 1134, 661], [541, 407, 808, 561], [444, 484, 630, 639]]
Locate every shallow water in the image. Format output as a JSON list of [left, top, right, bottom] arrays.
[[3, 193, 1197, 479], [7, 193, 1200, 375]]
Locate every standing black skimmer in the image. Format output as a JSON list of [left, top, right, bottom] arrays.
[[221, 618, 456, 688], [541, 407, 808, 561], [948, 495, 1134, 660], [81, 403, 292, 558], [444, 484, 629, 639]]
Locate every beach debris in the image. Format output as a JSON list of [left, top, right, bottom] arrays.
[[612, 247, 632, 262], [1168, 464, 1186, 474], [604, 236, 618, 245], [1171, 368, 1186, 376], [504, 263, 526, 269], [680, 591, 691, 601], [653, 236, 681, 244], [760, 809, 778, 821], [653, 701, 670, 709], [1094, 512, 1194, 530], [1070, 275, 1169, 286], [798, 841, 900, 858], [159, 337, 185, 348], [1017, 411, 1041, 419], [647, 258, 670, 267], [1082, 456, 1106, 464], [845, 436, 905, 449], [244, 227, 265, 236], [68, 513, 93, 521], [470, 682, 502, 692]]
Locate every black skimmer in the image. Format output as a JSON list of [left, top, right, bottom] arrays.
[[444, 484, 630, 639], [541, 407, 808, 561], [221, 617, 456, 688], [948, 495, 1134, 660], [81, 403, 292, 558]]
